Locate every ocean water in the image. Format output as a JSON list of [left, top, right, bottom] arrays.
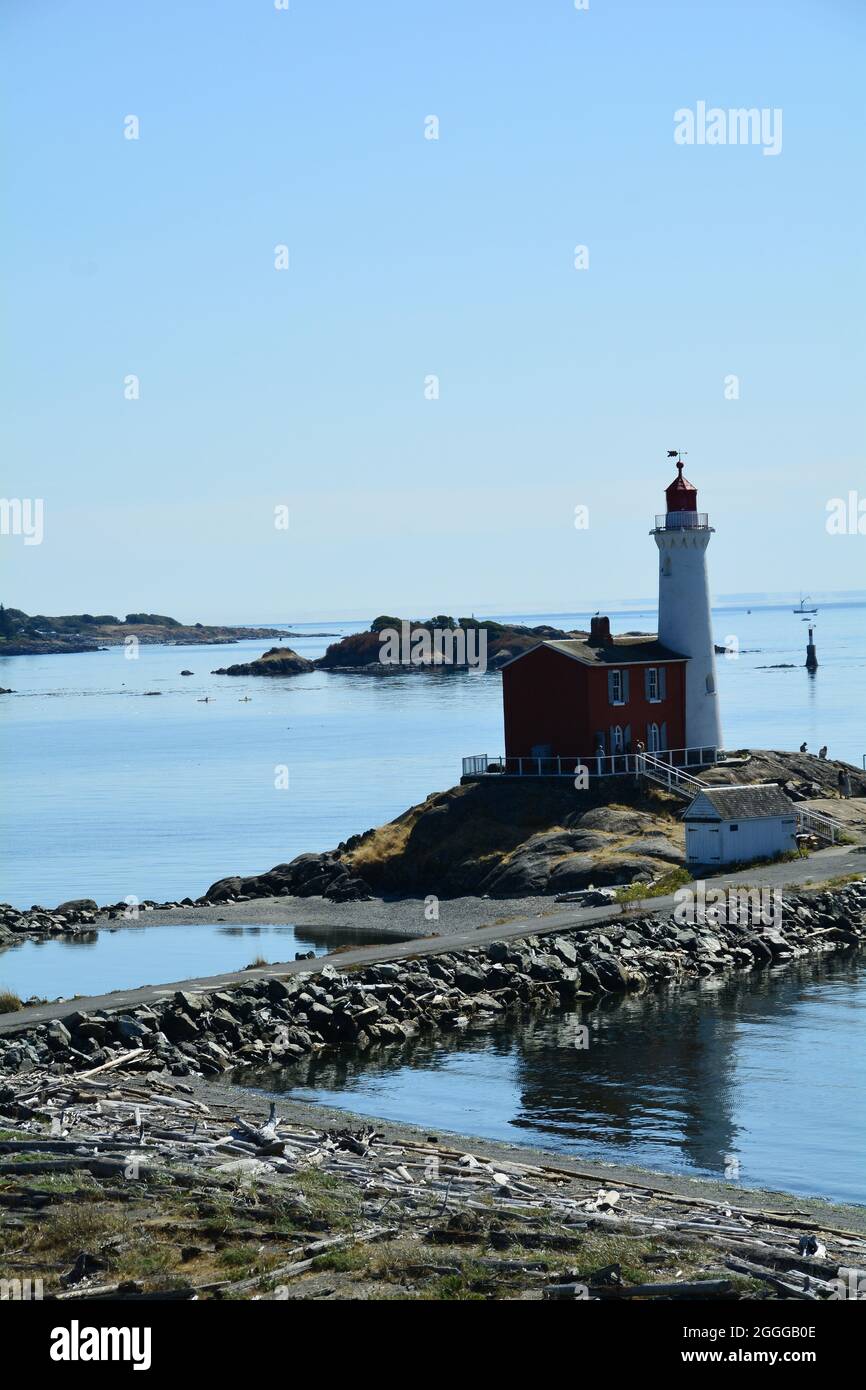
[[241, 950, 866, 1206], [0, 921, 391, 1002], [0, 599, 863, 909]]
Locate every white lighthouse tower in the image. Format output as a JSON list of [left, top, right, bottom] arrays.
[[653, 453, 722, 754]]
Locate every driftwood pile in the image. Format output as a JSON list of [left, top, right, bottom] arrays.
[[1, 1068, 864, 1302]]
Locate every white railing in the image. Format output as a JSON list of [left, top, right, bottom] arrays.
[[797, 808, 845, 845], [462, 754, 491, 776], [462, 747, 719, 779], [636, 751, 707, 799], [654, 512, 709, 530]]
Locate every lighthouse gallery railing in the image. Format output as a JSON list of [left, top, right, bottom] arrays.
[[654, 512, 709, 530]]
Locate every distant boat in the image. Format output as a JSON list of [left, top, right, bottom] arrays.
[[793, 594, 818, 614]]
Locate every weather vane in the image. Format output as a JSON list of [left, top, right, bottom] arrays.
[[667, 449, 688, 468]]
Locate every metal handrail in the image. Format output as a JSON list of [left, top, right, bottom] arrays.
[[636, 751, 707, 796], [796, 807, 845, 845], [461, 747, 719, 779]]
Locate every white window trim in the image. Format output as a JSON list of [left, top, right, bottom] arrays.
[[610, 669, 625, 706], [647, 667, 662, 704]]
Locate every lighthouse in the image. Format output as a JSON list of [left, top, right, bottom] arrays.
[[652, 454, 722, 753]]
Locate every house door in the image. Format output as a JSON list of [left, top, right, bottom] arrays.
[[687, 824, 721, 863]]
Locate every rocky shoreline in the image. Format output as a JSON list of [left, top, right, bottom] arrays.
[[2, 880, 863, 1079]]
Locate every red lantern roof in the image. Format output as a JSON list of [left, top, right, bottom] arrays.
[[665, 456, 697, 513]]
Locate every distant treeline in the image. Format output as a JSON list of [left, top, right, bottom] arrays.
[[0, 606, 189, 639]]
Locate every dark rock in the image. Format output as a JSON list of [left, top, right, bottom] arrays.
[[46, 1020, 72, 1049], [113, 1016, 152, 1044], [161, 1011, 200, 1043]]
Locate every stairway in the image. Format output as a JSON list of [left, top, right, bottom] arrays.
[[636, 752, 708, 800]]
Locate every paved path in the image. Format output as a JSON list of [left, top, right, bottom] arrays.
[[1, 846, 863, 1034]]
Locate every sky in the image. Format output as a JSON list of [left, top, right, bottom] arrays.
[[2, 0, 864, 622]]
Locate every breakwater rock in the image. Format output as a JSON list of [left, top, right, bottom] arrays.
[[1, 881, 863, 1079]]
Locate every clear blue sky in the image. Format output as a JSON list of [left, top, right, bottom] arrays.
[[3, 0, 864, 621]]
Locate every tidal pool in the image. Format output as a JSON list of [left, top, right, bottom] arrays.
[[0, 921, 391, 1001]]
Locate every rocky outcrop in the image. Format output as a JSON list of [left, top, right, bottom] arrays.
[[0, 896, 199, 945], [339, 782, 686, 898], [1, 881, 863, 1077], [0, 899, 101, 945], [702, 750, 866, 801], [212, 647, 314, 677], [196, 782, 685, 906], [205, 852, 373, 904]]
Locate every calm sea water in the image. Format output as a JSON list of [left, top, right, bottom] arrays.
[[241, 951, 866, 1206], [1, 599, 863, 909], [0, 922, 392, 1003], [1, 608, 863, 1203]]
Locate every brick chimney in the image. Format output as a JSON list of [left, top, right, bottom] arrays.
[[588, 615, 611, 646]]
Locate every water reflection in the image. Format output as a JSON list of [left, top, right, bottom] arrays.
[[0, 922, 392, 1000], [235, 952, 866, 1204]]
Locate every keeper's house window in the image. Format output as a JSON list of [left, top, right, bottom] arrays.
[[645, 666, 666, 703], [608, 669, 628, 706]]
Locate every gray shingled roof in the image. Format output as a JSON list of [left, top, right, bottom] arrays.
[[539, 637, 688, 668], [685, 784, 795, 821]]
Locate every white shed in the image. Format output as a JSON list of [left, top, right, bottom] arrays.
[[683, 784, 797, 866]]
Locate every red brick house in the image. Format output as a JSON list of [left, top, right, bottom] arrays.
[[502, 615, 687, 763]]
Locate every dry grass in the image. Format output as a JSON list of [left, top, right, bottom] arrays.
[[0, 988, 22, 1014], [344, 816, 416, 871]]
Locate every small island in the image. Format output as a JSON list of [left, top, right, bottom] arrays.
[[316, 614, 588, 673], [212, 646, 315, 676], [0, 606, 304, 656]]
